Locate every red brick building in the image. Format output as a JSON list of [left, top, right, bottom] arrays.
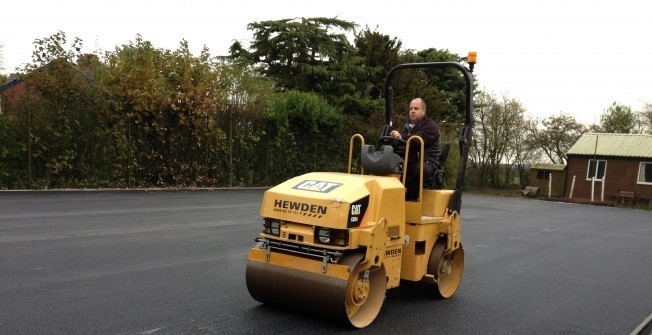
[[565, 133, 652, 204], [1, 56, 97, 115], [0, 78, 27, 115]]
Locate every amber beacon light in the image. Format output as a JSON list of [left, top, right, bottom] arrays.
[[467, 51, 477, 73]]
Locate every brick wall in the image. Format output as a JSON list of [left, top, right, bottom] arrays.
[[566, 155, 652, 202], [0, 80, 28, 115]]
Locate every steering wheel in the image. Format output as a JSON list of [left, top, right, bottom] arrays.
[[378, 136, 407, 154]]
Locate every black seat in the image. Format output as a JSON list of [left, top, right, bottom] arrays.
[[360, 145, 404, 176], [425, 143, 450, 189]]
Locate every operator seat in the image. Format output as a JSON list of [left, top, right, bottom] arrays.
[[425, 143, 450, 189], [360, 145, 404, 176]]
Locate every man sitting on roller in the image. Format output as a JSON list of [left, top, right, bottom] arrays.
[[389, 97, 442, 201]]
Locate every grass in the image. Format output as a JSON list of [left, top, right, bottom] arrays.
[[466, 188, 521, 198]]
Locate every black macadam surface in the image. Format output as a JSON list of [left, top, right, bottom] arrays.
[[0, 190, 650, 334]]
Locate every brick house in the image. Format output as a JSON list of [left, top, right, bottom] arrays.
[[565, 133, 652, 204], [1, 56, 97, 115], [0, 77, 26, 115]]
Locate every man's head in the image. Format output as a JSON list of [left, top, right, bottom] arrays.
[[409, 98, 427, 124]]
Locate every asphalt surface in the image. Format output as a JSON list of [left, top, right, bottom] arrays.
[[0, 190, 650, 334]]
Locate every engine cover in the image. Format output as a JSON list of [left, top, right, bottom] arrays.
[[261, 172, 405, 229]]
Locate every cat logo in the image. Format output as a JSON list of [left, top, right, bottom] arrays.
[[347, 195, 369, 228], [293, 180, 343, 193]]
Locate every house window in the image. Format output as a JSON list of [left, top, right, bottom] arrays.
[[587, 159, 606, 180], [638, 162, 652, 185], [537, 170, 550, 180]]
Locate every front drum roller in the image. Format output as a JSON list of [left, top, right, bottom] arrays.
[[246, 249, 386, 328], [426, 239, 465, 298]]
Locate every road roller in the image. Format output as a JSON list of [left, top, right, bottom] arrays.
[[246, 55, 476, 328]]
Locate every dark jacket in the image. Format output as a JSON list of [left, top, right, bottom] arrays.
[[399, 117, 441, 168]]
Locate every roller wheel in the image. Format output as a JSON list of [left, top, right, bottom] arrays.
[[343, 261, 387, 328], [427, 240, 464, 298], [247, 251, 387, 328]]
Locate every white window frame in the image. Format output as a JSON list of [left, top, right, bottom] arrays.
[[586, 159, 607, 181], [637, 162, 652, 185]]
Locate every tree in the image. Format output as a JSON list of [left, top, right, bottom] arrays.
[[217, 61, 275, 186], [354, 26, 402, 99], [637, 102, 652, 134], [234, 17, 356, 91], [469, 90, 496, 187], [26, 31, 84, 70], [229, 17, 374, 115], [0, 42, 5, 73], [529, 113, 586, 164], [599, 102, 636, 133], [505, 114, 535, 188], [0, 114, 23, 188], [470, 91, 527, 188], [264, 90, 344, 184], [104, 36, 228, 187], [5, 34, 116, 188]]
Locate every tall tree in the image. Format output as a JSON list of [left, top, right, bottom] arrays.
[[0, 42, 5, 74], [104, 36, 170, 186], [104, 36, 227, 187], [354, 27, 402, 99], [26, 31, 84, 70], [637, 102, 652, 134], [599, 102, 636, 133], [529, 113, 586, 164], [470, 91, 526, 187], [159, 41, 228, 186], [234, 17, 356, 91], [469, 90, 496, 187], [504, 114, 535, 187], [6, 33, 117, 188], [217, 61, 275, 186], [229, 17, 374, 115]]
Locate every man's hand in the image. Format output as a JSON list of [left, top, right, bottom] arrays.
[[390, 130, 402, 139]]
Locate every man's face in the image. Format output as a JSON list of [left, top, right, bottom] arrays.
[[409, 99, 425, 124]]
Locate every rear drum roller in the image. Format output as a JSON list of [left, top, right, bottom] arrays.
[[427, 239, 465, 298]]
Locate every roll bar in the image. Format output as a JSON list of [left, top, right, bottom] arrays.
[[380, 58, 475, 213]]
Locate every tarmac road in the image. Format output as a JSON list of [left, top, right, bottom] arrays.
[[0, 190, 650, 334]]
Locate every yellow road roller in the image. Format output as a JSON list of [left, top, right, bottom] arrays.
[[246, 55, 476, 328]]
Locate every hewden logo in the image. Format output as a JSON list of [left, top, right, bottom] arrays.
[[293, 180, 342, 193], [273, 199, 327, 218], [385, 247, 402, 258]]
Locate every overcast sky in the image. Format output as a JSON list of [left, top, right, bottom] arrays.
[[2, 0, 650, 125]]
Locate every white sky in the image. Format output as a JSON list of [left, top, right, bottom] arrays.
[[2, 0, 651, 125]]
